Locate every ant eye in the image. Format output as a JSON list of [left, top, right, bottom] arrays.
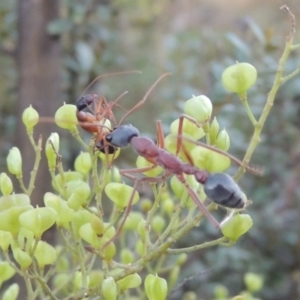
[[106, 134, 112, 142]]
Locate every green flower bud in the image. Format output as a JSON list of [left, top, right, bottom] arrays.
[[214, 284, 229, 299], [105, 183, 139, 208], [117, 273, 142, 290], [12, 247, 32, 270], [120, 248, 134, 264], [222, 62, 257, 95], [91, 215, 104, 235], [135, 239, 145, 256], [55, 103, 78, 132], [0, 230, 13, 251], [145, 274, 168, 300], [221, 214, 253, 241], [182, 291, 197, 300], [123, 212, 143, 231], [89, 270, 104, 288], [52, 171, 83, 192], [102, 277, 117, 300], [244, 272, 264, 292], [190, 146, 231, 172], [161, 199, 174, 215], [72, 271, 90, 292], [45, 133, 59, 169], [176, 253, 188, 266], [19, 207, 57, 239], [170, 118, 205, 140], [0, 173, 13, 195], [0, 262, 15, 283], [79, 223, 101, 249], [107, 166, 122, 183], [136, 156, 163, 177], [67, 180, 91, 210], [215, 129, 230, 151], [7, 147, 22, 176], [184, 95, 213, 124], [101, 239, 116, 261], [209, 117, 220, 145], [151, 215, 166, 234], [22, 105, 39, 132], [44, 192, 74, 226], [0, 194, 30, 211], [74, 152, 92, 175], [34, 241, 57, 268], [137, 219, 147, 241], [140, 198, 153, 213], [72, 209, 94, 236], [169, 265, 180, 288], [0, 205, 33, 236], [3, 283, 19, 300]]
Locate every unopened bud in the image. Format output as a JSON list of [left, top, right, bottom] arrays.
[[244, 272, 264, 292], [55, 103, 78, 132], [74, 152, 92, 175], [0, 173, 13, 195], [3, 283, 19, 300], [215, 128, 230, 151], [145, 274, 168, 300], [7, 147, 22, 176], [184, 95, 212, 124], [102, 277, 117, 300], [22, 105, 39, 132], [221, 214, 253, 241], [209, 117, 219, 144], [12, 248, 32, 270], [34, 241, 57, 268], [222, 62, 257, 95], [45, 133, 60, 169]]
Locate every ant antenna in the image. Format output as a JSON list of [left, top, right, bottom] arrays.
[[118, 73, 172, 125], [81, 70, 142, 96]]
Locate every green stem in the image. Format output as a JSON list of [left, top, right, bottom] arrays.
[[239, 93, 257, 126], [235, 30, 295, 181], [167, 237, 228, 254]]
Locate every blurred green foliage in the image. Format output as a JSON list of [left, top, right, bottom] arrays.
[[0, 0, 300, 299]]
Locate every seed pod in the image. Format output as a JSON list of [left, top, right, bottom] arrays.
[[151, 215, 166, 234], [209, 117, 219, 144], [222, 62, 257, 95], [221, 214, 253, 241], [144, 274, 168, 300], [2, 283, 19, 300], [170, 118, 205, 140], [184, 95, 213, 124], [102, 277, 117, 300], [34, 241, 57, 268], [0, 262, 16, 283], [136, 156, 163, 177], [0, 230, 13, 251], [74, 152, 92, 175], [117, 273, 142, 290], [215, 129, 230, 151], [12, 248, 32, 270], [120, 248, 134, 264], [55, 103, 78, 132]]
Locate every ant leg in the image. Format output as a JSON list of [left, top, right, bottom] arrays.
[[156, 120, 165, 149], [176, 114, 209, 158], [118, 73, 171, 125], [176, 173, 220, 228]]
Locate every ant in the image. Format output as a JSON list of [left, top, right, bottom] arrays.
[[99, 120, 261, 249], [76, 73, 171, 155]]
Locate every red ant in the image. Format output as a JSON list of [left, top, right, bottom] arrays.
[[76, 73, 171, 155], [99, 120, 261, 249]]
